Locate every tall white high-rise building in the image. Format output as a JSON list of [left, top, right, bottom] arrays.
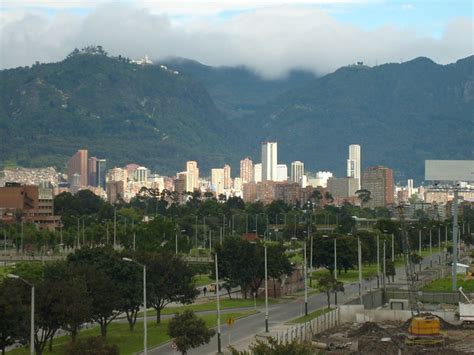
[[290, 161, 305, 183], [276, 164, 288, 182], [262, 142, 278, 181], [240, 158, 254, 183], [347, 144, 361, 190], [407, 179, 414, 197], [211, 168, 225, 195], [254, 163, 262, 183], [186, 161, 199, 192]]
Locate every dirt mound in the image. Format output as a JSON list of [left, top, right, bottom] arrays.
[[348, 322, 385, 337], [402, 313, 461, 331]]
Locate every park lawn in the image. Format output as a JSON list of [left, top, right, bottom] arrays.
[[8, 311, 256, 355], [422, 276, 474, 293], [139, 298, 278, 317], [193, 274, 213, 287], [287, 307, 333, 324], [311, 264, 379, 283]]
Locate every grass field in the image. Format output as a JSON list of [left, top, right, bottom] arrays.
[[138, 298, 278, 317], [287, 307, 333, 324], [8, 310, 256, 355], [311, 264, 379, 283], [422, 276, 474, 293], [193, 274, 212, 287]]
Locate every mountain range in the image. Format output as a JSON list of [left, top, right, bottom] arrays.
[[0, 47, 472, 182]]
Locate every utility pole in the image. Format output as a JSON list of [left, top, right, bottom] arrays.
[[215, 254, 222, 353], [377, 234, 380, 288], [334, 238, 338, 305], [391, 233, 395, 262], [220, 227, 223, 245], [452, 189, 459, 291], [304, 241, 308, 316], [114, 207, 117, 248], [358, 237, 363, 304], [310, 234, 313, 271], [418, 229, 422, 271], [383, 241, 386, 289], [264, 245, 269, 332], [429, 228, 433, 267]]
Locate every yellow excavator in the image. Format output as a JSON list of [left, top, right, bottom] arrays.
[[398, 206, 445, 345]]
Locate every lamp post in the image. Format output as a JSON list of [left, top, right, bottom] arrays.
[[264, 244, 269, 332], [391, 233, 395, 262], [214, 253, 222, 353], [358, 236, 363, 304], [383, 241, 386, 289], [122, 258, 147, 355], [303, 241, 308, 316], [114, 207, 117, 248], [8, 274, 34, 355], [334, 238, 338, 305], [429, 228, 433, 267], [376, 234, 380, 288]]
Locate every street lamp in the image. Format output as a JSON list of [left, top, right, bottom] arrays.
[[122, 258, 147, 355], [8, 274, 34, 355], [214, 253, 222, 353]]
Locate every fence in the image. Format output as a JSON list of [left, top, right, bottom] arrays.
[[274, 308, 340, 344]]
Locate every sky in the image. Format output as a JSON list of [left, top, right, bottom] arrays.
[[0, 0, 473, 78]]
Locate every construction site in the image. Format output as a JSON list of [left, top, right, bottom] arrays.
[[268, 203, 474, 355]]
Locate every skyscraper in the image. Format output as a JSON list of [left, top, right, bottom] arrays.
[[254, 163, 262, 183], [262, 142, 277, 181], [361, 166, 394, 208], [347, 144, 361, 190], [88, 157, 97, 186], [186, 161, 199, 192], [240, 158, 254, 184], [223, 164, 232, 189], [276, 164, 288, 182], [67, 149, 88, 187], [96, 159, 107, 189], [211, 168, 225, 195], [290, 161, 304, 183], [407, 179, 414, 197]]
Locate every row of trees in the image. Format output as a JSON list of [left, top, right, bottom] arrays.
[[5, 188, 472, 256], [0, 247, 198, 355], [0, 238, 297, 355]]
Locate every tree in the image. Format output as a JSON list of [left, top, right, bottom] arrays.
[[0, 279, 28, 355], [355, 189, 371, 204], [67, 248, 124, 338], [43, 262, 93, 343], [143, 252, 198, 323], [168, 310, 215, 355], [116, 253, 142, 331], [316, 274, 344, 309], [64, 336, 119, 355], [312, 236, 357, 274], [213, 238, 293, 299]]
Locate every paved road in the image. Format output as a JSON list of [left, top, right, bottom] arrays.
[[150, 252, 447, 355]]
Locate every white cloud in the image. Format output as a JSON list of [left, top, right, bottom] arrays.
[[0, 3, 472, 78]]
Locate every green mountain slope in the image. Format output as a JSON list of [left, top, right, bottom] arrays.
[[0, 50, 241, 173], [161, 57, 317, 120], [243, 56, 474, 181]]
